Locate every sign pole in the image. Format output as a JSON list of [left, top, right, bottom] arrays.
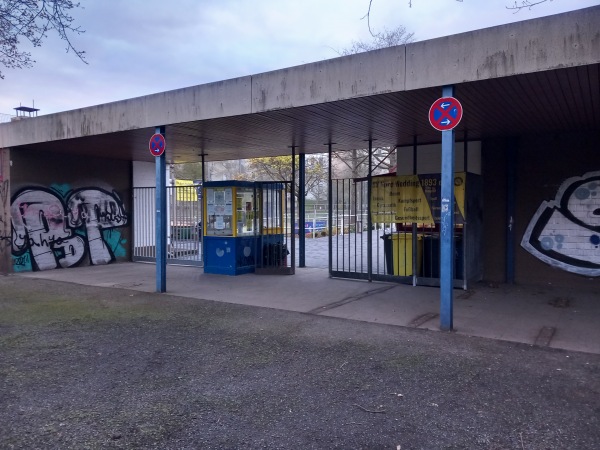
[[439, 85, 455, 331], [154, 126, 167, 293], [299, 153, 306, 268]]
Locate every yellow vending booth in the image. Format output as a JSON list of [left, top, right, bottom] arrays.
[[203, 181, 258, 275], [203, 181, 289, 275]]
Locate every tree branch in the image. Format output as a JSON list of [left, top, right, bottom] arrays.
[[506, 0, 549, 12], [360, 0, 375, 37], [0, 0, 86, 79]]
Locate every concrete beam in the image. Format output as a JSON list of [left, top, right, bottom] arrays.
[[0, 76, 252, 147], [251, 45, 406, 111], [406, 6, 600, 90], [1, 6, 598, 148]]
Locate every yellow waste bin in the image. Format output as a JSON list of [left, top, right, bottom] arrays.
[[389, 233, 423, 276]]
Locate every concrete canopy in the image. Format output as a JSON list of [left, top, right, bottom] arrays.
[[1, 6, 598, 163]]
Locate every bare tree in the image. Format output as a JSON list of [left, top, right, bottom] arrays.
[[363, 0, 552, 35], [172, 162, 203, 182], [340, 25, 414, 55], [0, 0, 86, 79], [361, 0, 429, 37], [207, 159, 249, 181], [333, 147, 396, 180], [247, 155, 328, 201]]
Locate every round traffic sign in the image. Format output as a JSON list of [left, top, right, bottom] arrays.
[[429, 97, 463, 131], [149, 133, 166, 157]]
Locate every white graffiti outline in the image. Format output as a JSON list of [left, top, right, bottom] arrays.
[[11, 186, 128, 271], [521, 171, 600, 277]]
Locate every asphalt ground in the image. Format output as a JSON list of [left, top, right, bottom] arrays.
[[1, 276, 599, 449]]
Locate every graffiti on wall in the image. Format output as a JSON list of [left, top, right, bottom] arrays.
[[11, 186, 128, 272], [521, 171, 600, 276], [0, 179, 10, 256], [0, 149, 8, 259]]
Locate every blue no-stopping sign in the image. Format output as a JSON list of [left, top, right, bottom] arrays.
[[429, 97, 463, 131], [149, 133, 166, 157]]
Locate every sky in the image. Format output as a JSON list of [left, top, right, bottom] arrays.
[[1, 0, 598, 116]]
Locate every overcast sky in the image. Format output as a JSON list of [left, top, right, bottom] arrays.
[[1, 0, 598, 116]]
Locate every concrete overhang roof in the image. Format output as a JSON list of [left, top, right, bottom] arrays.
[[1, 6, 598, 163]]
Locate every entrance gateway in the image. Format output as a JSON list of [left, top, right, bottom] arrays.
[[1, 7, 598, 330], [331, 141, 482, 290]]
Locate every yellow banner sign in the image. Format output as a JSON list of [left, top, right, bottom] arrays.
[[371, 173, 466, 224], [175, 179, 199, 202]]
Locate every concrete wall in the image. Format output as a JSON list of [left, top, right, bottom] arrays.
[[9, 149, 132, 272], [482, 139, 508, 283], [0, 148, 10, 273], [482, 131, 600, 287], [133, 161, 158, 188]]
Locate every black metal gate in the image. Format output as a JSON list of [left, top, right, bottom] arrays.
[[255, 181, 294, 275], [330, 177, 467, 287]]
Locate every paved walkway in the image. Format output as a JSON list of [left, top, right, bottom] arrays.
[[18, 261, 600, 355]]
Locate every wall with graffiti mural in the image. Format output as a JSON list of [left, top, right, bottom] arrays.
[[8, 149, 131, 272], [521, 171, 600, 277], [482, 132, 600, 286]]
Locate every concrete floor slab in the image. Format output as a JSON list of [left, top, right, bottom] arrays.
[[16, 262, 600, 354]]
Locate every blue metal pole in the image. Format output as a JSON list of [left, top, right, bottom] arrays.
[[290, 145, 296, 269], [327, 143, 333, 277], [440, 86, 455, 331], [155, 126, 167, 293], [299, 153, 306, 267], [367, 139, 373, 282]]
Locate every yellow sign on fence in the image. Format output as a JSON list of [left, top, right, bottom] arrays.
[[175, 179, 199, 202], [371, 173, 466, 224]]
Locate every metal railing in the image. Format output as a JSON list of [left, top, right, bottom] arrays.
[[330, 178, 464, 285], [256, 181, 294, 274], [132, 185, 203, 266], [0, 113, 15, 124]]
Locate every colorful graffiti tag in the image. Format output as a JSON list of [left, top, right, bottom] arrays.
[[0, 179, 9, 259], [11, 186, 128, 271], [521, 171, 600, 276]]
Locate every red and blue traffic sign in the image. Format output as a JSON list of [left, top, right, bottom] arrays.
[[429, 97, 463, 131], [149, 133, 166, 157]]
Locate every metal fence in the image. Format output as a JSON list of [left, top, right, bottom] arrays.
[[256, 181, 294, 274], [330, 178, 464, 286], [0, 113, 14, 124], [133, 185, 203, 266], [132, 179, 465, 280]]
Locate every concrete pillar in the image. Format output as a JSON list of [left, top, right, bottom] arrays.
[[0, 148, 11, 274]]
